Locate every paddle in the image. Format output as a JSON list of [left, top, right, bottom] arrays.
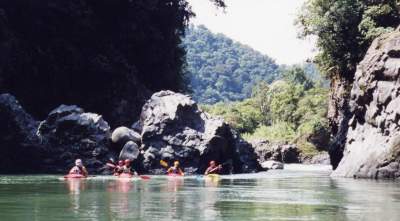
[[160, 160, 169, 168], [139, 175, 151, 180]]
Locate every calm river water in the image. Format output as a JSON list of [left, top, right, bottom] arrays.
[[0, 165, 399, 221]]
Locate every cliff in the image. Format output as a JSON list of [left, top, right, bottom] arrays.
[[331, 29, 400, 178]]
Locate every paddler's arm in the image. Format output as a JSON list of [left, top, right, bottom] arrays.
[[179, 168, 185, 176], [204, 167, 210, 175], [82, 167, 89, 177]]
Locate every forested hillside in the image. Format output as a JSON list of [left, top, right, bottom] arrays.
[[183, 25, 281, 104]]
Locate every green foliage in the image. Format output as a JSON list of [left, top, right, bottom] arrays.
[[282, 66, 314, 90], [202, 99, 263, 133], [183, 25, 281, 104], [204, 66, 330, 156], [242, 122, 296, 143], [297, 0, 400, 78]]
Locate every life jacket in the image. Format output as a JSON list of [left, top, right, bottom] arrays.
[[70, 166, 83, 175], [114, 165, 124, 174], [169, 166, 181, 175], [122, 165, 131, 174]]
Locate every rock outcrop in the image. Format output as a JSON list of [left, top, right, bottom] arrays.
[[0, 95, 116, 174], [252, 140, 301, 164], [331, 30, 400, 179], [0, 94, 42, 173], [137, 91, 261, 174], [37, 105, 113, 173], [0, 91, 262, 174]]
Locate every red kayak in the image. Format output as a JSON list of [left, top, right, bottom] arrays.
[[64, 174, 86, 179], [167, 173, 183, 177], [118, 173, 133, 179]]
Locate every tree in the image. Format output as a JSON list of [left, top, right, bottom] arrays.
[[0, 0, 225, 126], [183, 25, 281, 104], [282, 66, 314, 90], [297, 0, 400, 79]]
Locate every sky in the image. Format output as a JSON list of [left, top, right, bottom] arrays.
[[187, 0, 316, 65]]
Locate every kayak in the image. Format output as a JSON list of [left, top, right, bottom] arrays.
[[167, 173, 184, 179], [63, 174, 87, 179], [118, 173, 133, 179], [206, 174, 220, 180], [167, 173, 183, 177]]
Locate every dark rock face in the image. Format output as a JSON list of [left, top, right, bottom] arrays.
[[332, 30, 400, 178], [37, 105, 113, 173], [138, 91, 261, 174], [328, 75, 353, 169], [0, 0, 192, 127], [0, 95, 115, 174], [252, 140, 300, 164], [0, 94, 42, 173]]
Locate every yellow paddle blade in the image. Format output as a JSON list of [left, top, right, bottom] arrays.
[[160, 160, 168, 168]]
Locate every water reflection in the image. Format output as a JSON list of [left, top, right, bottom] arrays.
[[65, 179, 85, 212], [0, 169, 400, 221]]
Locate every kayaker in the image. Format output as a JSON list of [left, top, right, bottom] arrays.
[[204, 160, 222, 175], [113, 160, 124, 176], [69, 159, 88, 177], [122, 159, 138, 176], [167, 161, 184, 176]]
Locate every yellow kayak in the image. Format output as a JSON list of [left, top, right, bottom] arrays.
[[206, 174, 220, 180]]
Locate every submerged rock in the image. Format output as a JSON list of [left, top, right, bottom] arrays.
[[332, 30, 400, 179], [261, 160, 284, 170], [138, 90, 261, 174]]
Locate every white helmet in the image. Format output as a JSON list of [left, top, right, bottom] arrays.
[[75, 159, 83, 166]]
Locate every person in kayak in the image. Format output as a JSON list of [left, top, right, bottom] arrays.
[[113, 160, 124, 176], [204, 160, 222, 175], [122, 159, 138, 176], [167, 161, 184, 176], [69, 159, 88, 177]]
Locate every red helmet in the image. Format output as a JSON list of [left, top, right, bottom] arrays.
[[118, 160, 124, 166], [124, 159, 131, 165]]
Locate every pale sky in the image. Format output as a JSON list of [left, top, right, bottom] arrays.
[[188, 0, 316, 65]]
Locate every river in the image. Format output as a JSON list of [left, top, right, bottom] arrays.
[[0, 164, 399, 221]]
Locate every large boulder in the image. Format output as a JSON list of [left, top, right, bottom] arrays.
[[332, 30, 400, 179], [111, 126, 141, 145], [0, 94, 42, 173], [138, 91, 260, 174], [37, 105, 113, 173], [252, 140, 301, 164]]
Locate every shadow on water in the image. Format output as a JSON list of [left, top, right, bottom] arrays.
[[0, 169, 400, 221]]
